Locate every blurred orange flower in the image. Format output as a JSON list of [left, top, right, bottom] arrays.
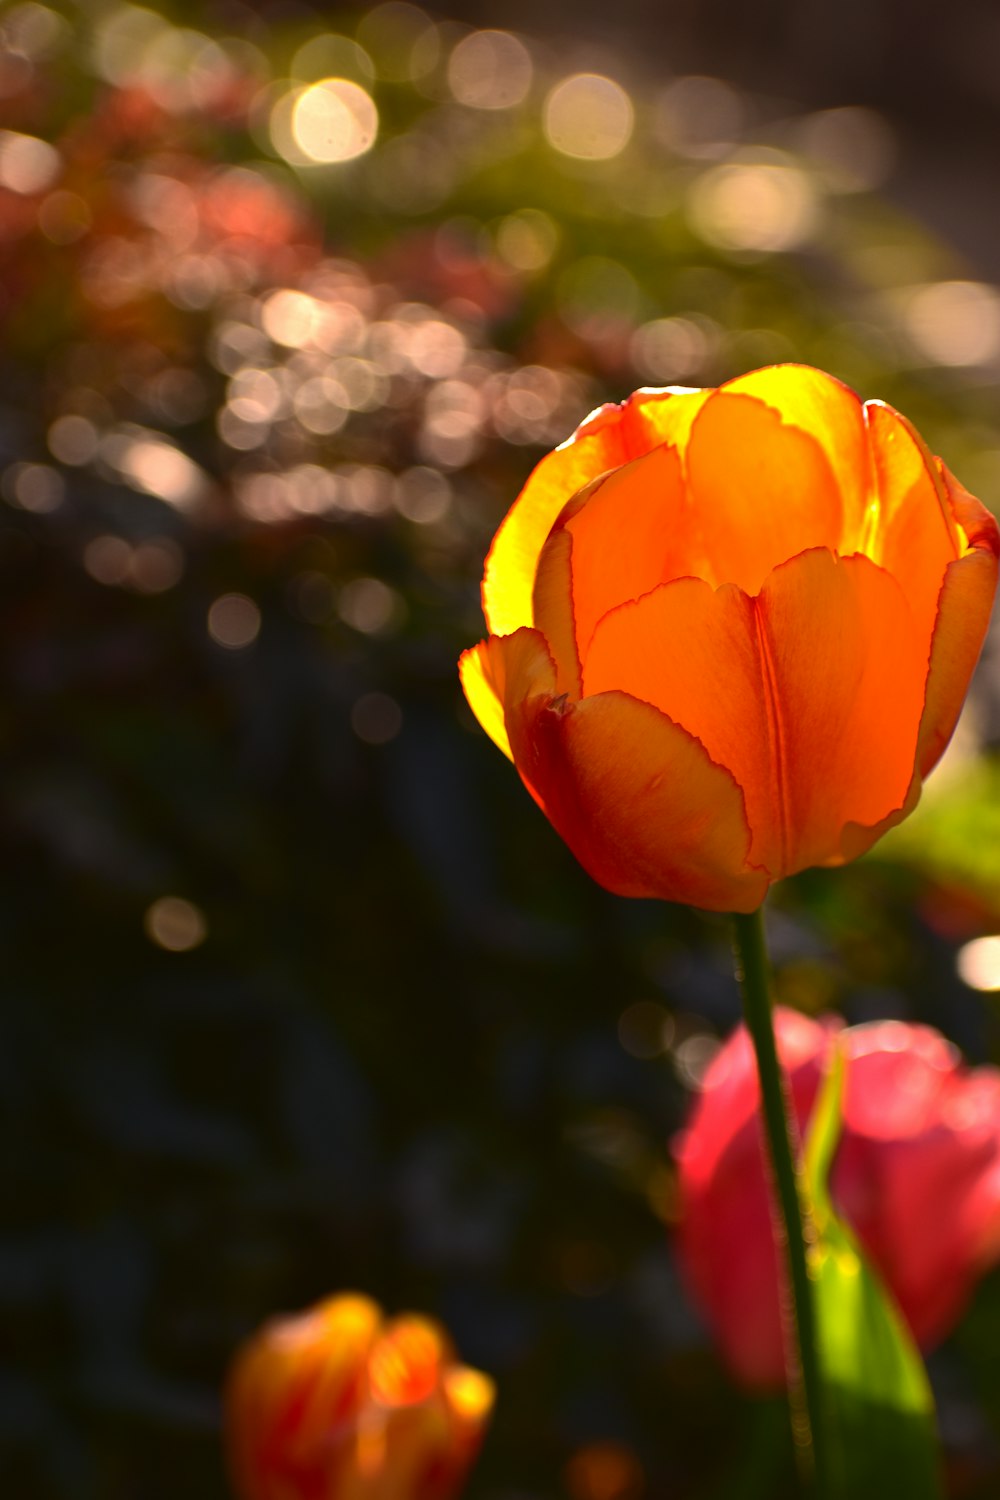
[[460, 365, 999, 911], [225, 1292, 494, 1500]]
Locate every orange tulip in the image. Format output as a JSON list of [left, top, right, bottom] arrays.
[[225, 1292, 495, 1500], [460, 365, 999, 912]]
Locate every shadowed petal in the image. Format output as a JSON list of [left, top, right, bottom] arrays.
[[503, 670, 767, 912], [686, 390, 843, 593], [915, 465, 999, 778], [864, 401, 961, 647], [531, 526, 582, 698], [584, 549, 926, 877]]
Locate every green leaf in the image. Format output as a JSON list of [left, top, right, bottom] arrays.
[[804, 1043, 943, 1499]]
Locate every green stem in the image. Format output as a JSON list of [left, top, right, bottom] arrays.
[[732, 907, 828, 1499]]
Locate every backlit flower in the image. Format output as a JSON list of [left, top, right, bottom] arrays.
[[675, 1010, 1000, 1387], [460, 366, 999, 911], [225, 1292, 494, 1500]]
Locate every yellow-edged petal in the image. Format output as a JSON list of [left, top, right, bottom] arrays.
[[863, 401, 961, 647], [722, 363, 869, 538], [459, 640, 513, 760], [482, 386, 711, 637]]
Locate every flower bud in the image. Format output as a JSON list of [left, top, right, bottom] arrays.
[[675, 1010, 1000, 1386], [226, 1293, 494, 1500], [461, 366, 999, 911]]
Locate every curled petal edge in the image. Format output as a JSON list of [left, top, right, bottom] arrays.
[[482, 386, 711, 638], [835, 481, 999, 864], [468, 628, 769, 913]]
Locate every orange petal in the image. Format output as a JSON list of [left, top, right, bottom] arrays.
[[531, 525, 582, 697], [560, 441, 700, 661], [915, 466, 999, 779], [584, 549, 927, 878], [863, 401, 960, 649], [225, 1294, 381, 1500], [685, 390, 843, 593], [369, 1317, 449, 1408], [722, 364, 869, 538], [497, 657, 767, 913], [482, 386, 711, 637]]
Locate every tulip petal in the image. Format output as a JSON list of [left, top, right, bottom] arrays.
[[559, 442, 702, 662], [482, 386, 711, 637], [864, 401, 961, 646], [458, 641, 513, 760], [916, 552, 998, 780], [675, 1010, 833, 1388], [584, 548, 927, 878], [489, 631, 767, 912], [686, 389, 843, 593], [531, 526, 583, 697], [833, 1095, 994, 1348], [723, 363, 869, 536]]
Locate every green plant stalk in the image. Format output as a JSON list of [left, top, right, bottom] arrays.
[[732, 907, 828, 1498]]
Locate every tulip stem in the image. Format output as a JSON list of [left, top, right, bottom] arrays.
[[732, 907, 828, 1499]]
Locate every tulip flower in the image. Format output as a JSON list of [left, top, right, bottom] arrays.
[[675, 1009, 1000, 1388], [225, 1292, 495, 1500], [459, 365, 999, 912]]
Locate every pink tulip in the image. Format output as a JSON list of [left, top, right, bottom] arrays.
[[675, 1008, 1000, 1388]]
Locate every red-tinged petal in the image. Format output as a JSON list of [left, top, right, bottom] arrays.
[[675, 1010, 834, 1388], [862, 401, 961, 648], [685, 389, 843, 593], [584, 549, 927, 878], [833, 1110, 993, 1348], [721, 363, 869, 536], [941, 460, 1000, 553], [482, 386, 711, 637], [677, 1008, 833, 1191], [915, 467, 999, 779], [226, 1294, 382, 1500], [369, 1317, 449, 1408], [501, 665, 768, 912]]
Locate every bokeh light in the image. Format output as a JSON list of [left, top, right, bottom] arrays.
[[0, 130, 59, 193], [653, 75, 745, 158], [957, 936, 1000, 991], [543, 73, 634, 160], [144, 895, 208, 952], [799, 106, 896, 192], [355, 1, 438, 83], [351, 691, 404, 744], [904, 280, 1000, 367], [287, 78, 379, 164], [447, 30, 533, 111], [208, 593, 262, 648], [689, 154, 819, 253]]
